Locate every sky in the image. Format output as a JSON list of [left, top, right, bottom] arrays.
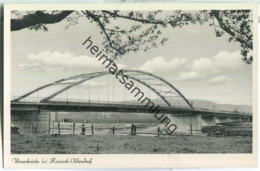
[[11, 10, 253, 106]]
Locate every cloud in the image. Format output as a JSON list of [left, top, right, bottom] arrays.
[[17, 63, 40, 69], [192, 51, 244, 73], [27, 51, 126, 72], [15, 63, 62, 72], [177, 71, 204, 81], [136, 56, 187, 73], [208, 76, 230, 85]]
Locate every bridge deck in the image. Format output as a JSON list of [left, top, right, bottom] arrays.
[[11, 101, 252, 118]]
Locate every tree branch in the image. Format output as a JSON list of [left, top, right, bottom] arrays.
[[102, 10, 192, 29], [83, 11, 124, 55], [11, 11, 74, 31], [102, 10, 166, 25], [211, 10, 249, 47]]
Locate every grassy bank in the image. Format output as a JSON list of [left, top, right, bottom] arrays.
[[11, 134, 252, 154]]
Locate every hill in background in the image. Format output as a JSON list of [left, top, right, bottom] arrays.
[[165, 98, 252, 113], [119, 98, 252, 113]]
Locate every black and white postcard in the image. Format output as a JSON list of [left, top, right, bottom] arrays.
[[3, 3, 258, 168]]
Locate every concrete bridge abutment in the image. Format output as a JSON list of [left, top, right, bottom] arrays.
[[168, 114, 202, 135], [11, 109, 51, 134]]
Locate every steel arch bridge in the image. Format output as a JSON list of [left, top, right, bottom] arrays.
[[12, 70, 193, 109]]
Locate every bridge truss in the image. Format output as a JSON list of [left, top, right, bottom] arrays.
[[12, 70, 193, 109]]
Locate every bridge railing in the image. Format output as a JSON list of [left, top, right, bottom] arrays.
[[50, 98, 252, 115], [50, 98, 146, 106], [48, 97, 195, 110], [12, 96, 171, 107], [192, 107, 251, 116]]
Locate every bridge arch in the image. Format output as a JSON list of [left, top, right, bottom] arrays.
[[12, 70, 193, 109]]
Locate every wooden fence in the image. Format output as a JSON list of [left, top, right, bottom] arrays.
[[47, 122, 172, 137], [40, 122, 252, 137]]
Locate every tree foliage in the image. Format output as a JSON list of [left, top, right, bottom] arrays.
[[11, 10, 253, 64]]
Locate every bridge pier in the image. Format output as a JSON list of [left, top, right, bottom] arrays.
[[54, 111, 59, 122], [202, 116, 216, 126], [168, 114, 202, 134], [11, 109, 51, 134]]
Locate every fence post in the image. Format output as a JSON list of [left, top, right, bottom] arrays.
[[81, 124, 85, 135], [58, 122, 60, 135], [131, 124, 134, 135], [34, 125, 37, 133], [157, 127, 160, 137], [31, 125, 33, 133], [112, 126, 115, 135], [190, 124, 192, 135], [73, 123, 75, 134], [48, 114, 51, 135], [91, 124, 94, 135], [224, 127, 226, 138], [52, 120, 54, 134]]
